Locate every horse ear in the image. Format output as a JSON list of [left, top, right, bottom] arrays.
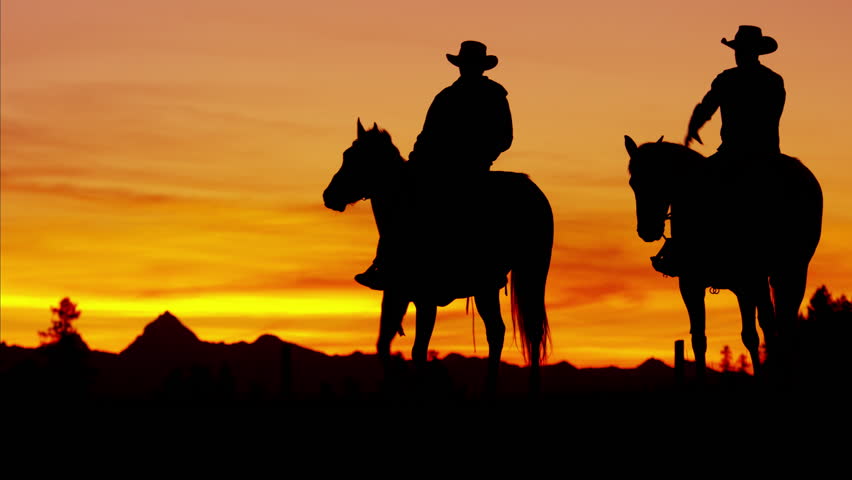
[[357, 118, 366, 138], [372, 122, 378, 131], [657, 136, 664, 143], [624, 135, 639, 157]]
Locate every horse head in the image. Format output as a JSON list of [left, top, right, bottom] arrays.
[[625, 135, 671, 242], [323, 119, 403, 212]]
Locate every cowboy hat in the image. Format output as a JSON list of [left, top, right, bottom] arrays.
[[446, 40, 498, 70], [721, 25, 778, 55]]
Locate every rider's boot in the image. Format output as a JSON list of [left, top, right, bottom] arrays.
[[355, 263, 386, 291]]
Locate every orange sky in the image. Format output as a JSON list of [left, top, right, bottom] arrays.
[[2, 0, 851, 369]]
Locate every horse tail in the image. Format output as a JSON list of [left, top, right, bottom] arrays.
[[510, 179, 554, 368]]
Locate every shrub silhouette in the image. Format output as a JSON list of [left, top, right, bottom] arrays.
[[39, 297, 81, 345]]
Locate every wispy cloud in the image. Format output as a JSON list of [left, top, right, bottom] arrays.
[[133, 273, 358, 299], [1, 180, 187, 207]]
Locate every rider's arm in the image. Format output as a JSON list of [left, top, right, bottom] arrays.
[[480, 94, 513, 169], [773, 76, 786, 121], [495, 94, 513, 155], [685, 76, 722, 147], [409, 91, 448, 163]]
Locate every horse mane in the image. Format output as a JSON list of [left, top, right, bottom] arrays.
[[367, 124, 392, 140], [358, 123, 404, 164], [628, 140, 705, 176], [357, 123, 393, 145]]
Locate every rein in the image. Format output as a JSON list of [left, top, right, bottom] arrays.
[[661, 210, 721, 295]]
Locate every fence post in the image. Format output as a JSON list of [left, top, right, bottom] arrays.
[[674, 339, 684, 387]]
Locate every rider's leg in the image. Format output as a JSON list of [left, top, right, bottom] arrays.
[[355, 196, 397, 290]]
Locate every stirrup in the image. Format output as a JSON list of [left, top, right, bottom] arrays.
[[354, 265, 386, 291]]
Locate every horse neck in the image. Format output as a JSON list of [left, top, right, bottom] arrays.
[[659, 146, 701, 206], [666, 147, 704, 232], [369, 154, 405, 204]]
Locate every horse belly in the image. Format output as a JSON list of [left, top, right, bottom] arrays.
[[399, 176, 511, 304]]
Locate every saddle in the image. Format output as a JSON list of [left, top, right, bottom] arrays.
[[651, 151, 785, 285], [393, 171, 511, 306]]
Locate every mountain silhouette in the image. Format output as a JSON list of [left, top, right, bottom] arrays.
[[0, 311, 753, 406], [122, 311, 198, 357]]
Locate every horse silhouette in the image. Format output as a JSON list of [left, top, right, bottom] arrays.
[[323, 120, 553, 397], [625, 136, 822, 382]]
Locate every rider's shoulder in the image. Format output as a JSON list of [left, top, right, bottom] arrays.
[[716, 67, 740, 80], [759, 64, 784, 82], [445, 76, 508, 97], [481, 76, 508, 96], [433, 85, 457, 101], [709, 68, 737, 88], [714, 64, 783, 83]]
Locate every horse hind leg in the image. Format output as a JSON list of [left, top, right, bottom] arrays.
[[754, 278, 776, 377], [734, 287, 761, 378], [769, 266, 809, 383], [474, 289, 506, 400], [771, 267, 808, 339]]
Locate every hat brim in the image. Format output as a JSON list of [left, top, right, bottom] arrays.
[[721, 36, 778, 55], [446, 54, 498, 70]]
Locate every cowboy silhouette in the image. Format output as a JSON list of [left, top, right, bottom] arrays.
[[355, 40, 513, 290], [408, 40, 513, 174], [685, 25, 785, 156], [683, 26, 787, 276]]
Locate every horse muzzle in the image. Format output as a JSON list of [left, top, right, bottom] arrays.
[[322, 189, 347, 212], [323, 199, 346, 212], [638, 227, 663, 243]]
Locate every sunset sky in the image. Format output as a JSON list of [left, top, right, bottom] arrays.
[[2, 0, 851, 369]]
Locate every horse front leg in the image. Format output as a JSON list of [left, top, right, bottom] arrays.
[[474, 289, 506, 400], [680, 276, 707, 385], [411, 301, 437, 368], [408, 301, 438, 401], [378, 290, 410, 383]]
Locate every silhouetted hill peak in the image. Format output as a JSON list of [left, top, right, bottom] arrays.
[[121, 311, 199, 357], [637, 357, 670, 372], [548, 360, 578, 371], [253, 333, 284, 347]]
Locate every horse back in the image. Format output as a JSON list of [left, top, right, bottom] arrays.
[[397, 169, 552, 304], [673, 152, 822, 283], [773, 154, 823, 262], [485, 171, 554, 235]]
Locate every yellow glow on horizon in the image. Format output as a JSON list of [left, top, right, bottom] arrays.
[[0, 291, 383, 318]]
